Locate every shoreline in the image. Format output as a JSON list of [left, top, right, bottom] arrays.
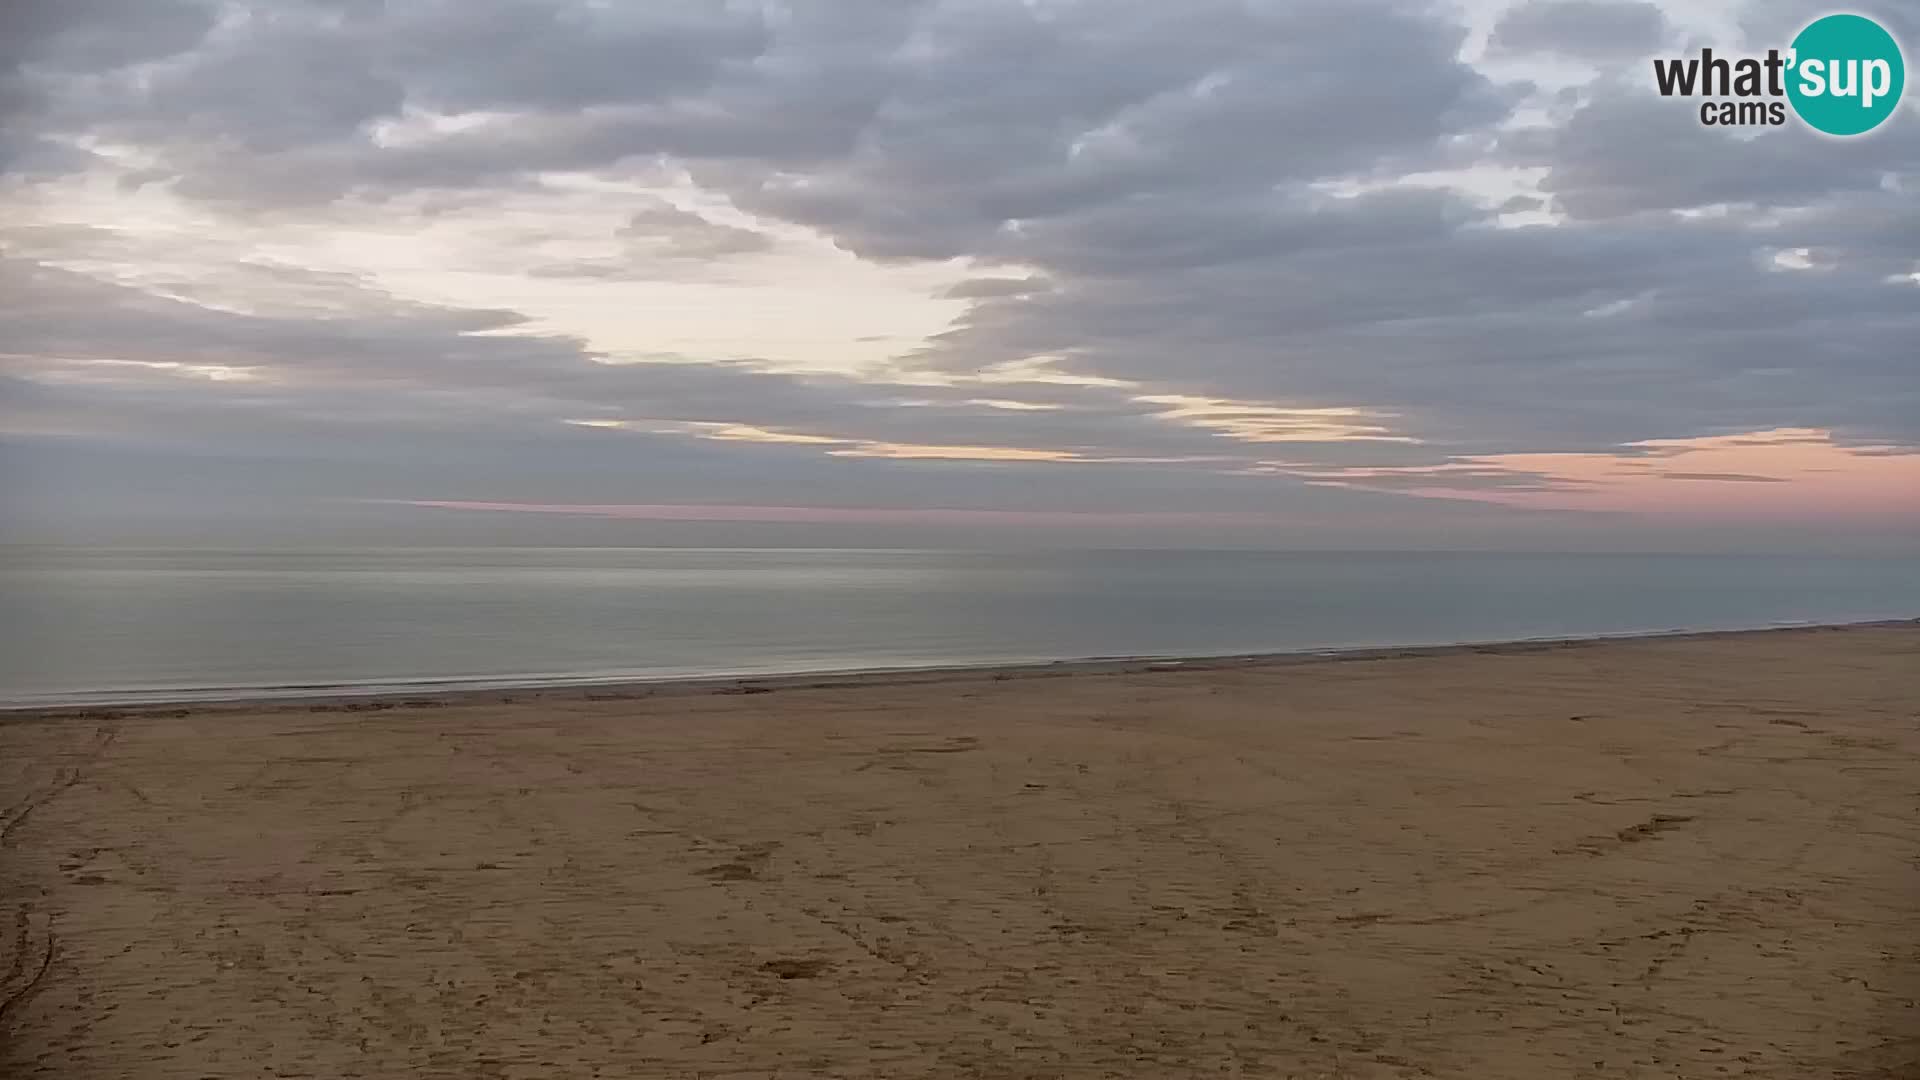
[[7, 615, 1914, 718], [5, 619, 1917, 1076]]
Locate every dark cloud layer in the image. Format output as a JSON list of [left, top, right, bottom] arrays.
[[1489, 0, 1671, 61], [2, 0, 1916, 545]]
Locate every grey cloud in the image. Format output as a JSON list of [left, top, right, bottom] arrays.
[[1519, 94, 1920, 221], [943, 277, 1051, 300], [909, 177, 1920, 451], [25, 0, 1516, 233], [525, 199, 775, 279], [0, 133, 99, 177], [3, 0, 1916, 548], [0, 0, 218, 129], [387, 0, 769, 114], [619, 200, 772, 258], [1489, 1, 1670, 61], [1736, 2, 1919, 50], [718, 2, 1515, 261], [86, 0, 762, 146], [10, 0, 911, 203], [8, 421, 1610, 553], [0, 250, 1367, 470], [1, 0, 217, 76], [131, 16, 405, 154]]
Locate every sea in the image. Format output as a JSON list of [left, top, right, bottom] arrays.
[[3, 546, 1917, 708]]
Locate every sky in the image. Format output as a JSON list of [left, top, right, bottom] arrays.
[[1, 0, 1916, 551]]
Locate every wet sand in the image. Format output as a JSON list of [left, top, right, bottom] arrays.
[[3, 623, 1917, 1078]]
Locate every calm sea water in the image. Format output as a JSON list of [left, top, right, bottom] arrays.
[[3, 547, 1917, 707]]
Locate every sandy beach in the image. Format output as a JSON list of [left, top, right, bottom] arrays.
[[2, 623, 1916, 1079]]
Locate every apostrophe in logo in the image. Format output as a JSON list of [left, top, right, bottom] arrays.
[[1787, 14, 1905, 136], [1652, 12, 1906, 136]]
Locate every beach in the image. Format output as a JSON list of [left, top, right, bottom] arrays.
[[2, 622, 1916, 1079]]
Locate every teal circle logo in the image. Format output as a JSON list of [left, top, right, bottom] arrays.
[[1787, 14, 1906, 136]]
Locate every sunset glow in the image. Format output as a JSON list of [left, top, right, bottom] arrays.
[[1311, 429, 1920, 518]]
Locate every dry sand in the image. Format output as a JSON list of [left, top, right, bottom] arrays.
[[2, 623, 1917, 1079]]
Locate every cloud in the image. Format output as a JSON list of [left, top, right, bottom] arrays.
[[0, 248, 1326, 467], [2, 0, 1916, 548], [942, 277, 1051, 300], [1521, 94, 1920, 221], [1489, 1, 1671, 61], [1, 0, 217, 81], [619, 200, 770, 256], [524, 196, 775, 278]]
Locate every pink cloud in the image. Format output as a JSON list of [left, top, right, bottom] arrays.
[[1398, 429, 1920, 518]]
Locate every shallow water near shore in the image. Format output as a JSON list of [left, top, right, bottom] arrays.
[[4, 546, 1918, 706]]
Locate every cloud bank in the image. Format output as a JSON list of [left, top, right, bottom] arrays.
[[2, 0, 1915, 548]]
